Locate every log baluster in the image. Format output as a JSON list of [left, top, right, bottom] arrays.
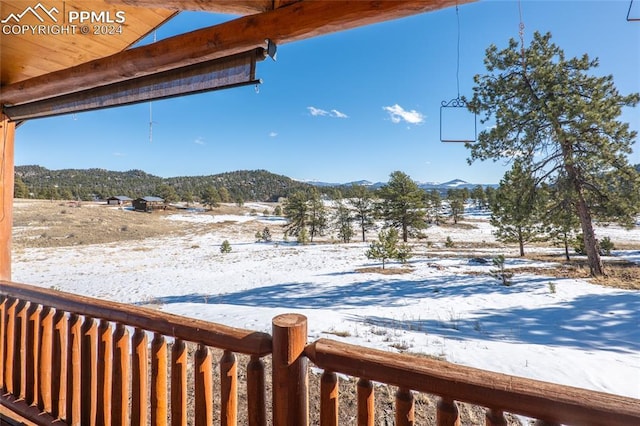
[[52, 309, 68, 419], [395, 387, 415, 426], [112, 323, 130, 426], [0, 296, 6, 391], [151, 332, 168, 426], [66, 313, 82, 425], [96, 319, 113, 426], [39, 306, 54, 413], [194, 344, 213, 426], [81, 317, 98, 426], [16, 300, 28, 400], [247, 355, 266, 426], [320, 370, 338, 426], [437, 398, 461, 426], [486, 408, 507, 426], [357, 378, 374, 426], [221, 349, 238, 426], [131, 328, 149, 426], [4, 297, 17, 395], [171, 338, 188, 426], [25, 302, 40, 405]]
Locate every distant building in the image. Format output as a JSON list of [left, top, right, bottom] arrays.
[[132, 196, 165, 212], [107, 195, 132, 206]]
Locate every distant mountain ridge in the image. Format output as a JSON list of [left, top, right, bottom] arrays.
[[15, 165, 495, 201]]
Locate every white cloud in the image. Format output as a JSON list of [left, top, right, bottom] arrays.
[[383, 104, 425, 125], [269, 131, 278, 138], [307, 106, 348, 118], [194, 137, 205, 145], [308, 106, 328, 117], [113, 152, 125, 157]]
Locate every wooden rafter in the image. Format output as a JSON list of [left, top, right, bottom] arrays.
[[1, 0, 471, 107], [106, 0, 301, 15]]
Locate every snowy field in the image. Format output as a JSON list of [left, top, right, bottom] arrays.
[[12, 208, 640, 401]]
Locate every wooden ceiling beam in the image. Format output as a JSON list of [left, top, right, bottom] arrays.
[[1, 0, 472, 107], [106, 0, 279, 15]]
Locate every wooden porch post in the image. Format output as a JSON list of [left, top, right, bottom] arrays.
[[0, 114, 15, 281]]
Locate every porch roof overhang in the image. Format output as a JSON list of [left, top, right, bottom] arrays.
[[1, 0, 474, 117]]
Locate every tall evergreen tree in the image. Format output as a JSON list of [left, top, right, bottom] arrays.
[[307, 189, 328, 242], [424, 189, 443, 225], [447, 189, 466, 224], [14, 176, 29, 198], [468, 31, 640, 276], [544, 175, 581, 261], [283, 191, 309, 237], [378, 171, 426, 242], [201, 186, 220, 210], [348, 184, 375, 242], [490, 162, 547, 256], [333, 200, 355, 243]]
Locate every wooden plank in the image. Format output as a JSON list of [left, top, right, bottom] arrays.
[[357, 378, 374, 426], [305, 338, 640, 426], [1, 0, 470, 106], [25, 303, 40, 406], [0, 116, 15, 281], [38, 306, 54, 413], [52, 309, 68, 419], [96, 319, 113, 425], [81, 317, 98, 426], [0, 280, 272, 356], [66, 313, 82, 426]]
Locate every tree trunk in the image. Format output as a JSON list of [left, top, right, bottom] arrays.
[[563, 232, 570, 261], [518, 227, 525, 256], [402, 223, 408, 243], [575, 196, 605, 276]]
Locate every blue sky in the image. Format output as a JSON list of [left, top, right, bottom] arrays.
[[13, 1, 640, 184]]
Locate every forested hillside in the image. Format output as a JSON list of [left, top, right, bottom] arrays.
[[14, 166, 315, 202]]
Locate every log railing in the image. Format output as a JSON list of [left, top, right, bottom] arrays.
[[0, 280, 272, 426], [2, 281, 640, 426]]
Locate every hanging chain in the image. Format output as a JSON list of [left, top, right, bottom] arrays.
[[518, 0, 527, 73]]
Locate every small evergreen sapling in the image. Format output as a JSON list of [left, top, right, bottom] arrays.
[[220, 240, 232, 253], [490, 255, 513, 286]]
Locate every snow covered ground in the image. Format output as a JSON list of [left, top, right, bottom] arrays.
[[12, 210, 640, 400]]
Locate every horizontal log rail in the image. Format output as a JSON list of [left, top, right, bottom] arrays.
[[305, 338, 640, 426]]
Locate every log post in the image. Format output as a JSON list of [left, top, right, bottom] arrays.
[[320, 370, 338, 426], [0, 114, 15, 281], [272, 313, 308, 426]]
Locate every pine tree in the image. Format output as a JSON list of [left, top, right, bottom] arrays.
[[220, 240, 232, 253], [424, 189, 443, 225], [348, 184, 375, 242], [201, 186, 220, 210], [283, 191, 308, 237], [14, 177, 29, 198], [378, 171, 426, 242], [307, 189, 328, 242], [333, 200, 354, 243], [490, 162, 547, 256], [468, 31, 640, 276], [366, 228, 399, 269]]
